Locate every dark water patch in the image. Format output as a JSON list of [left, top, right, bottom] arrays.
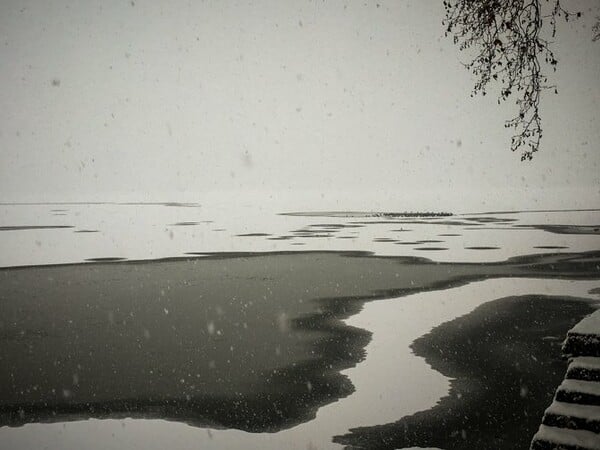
[[391, 228, 412, 232], [212, 228, 226, 232], [534, 246, 569, 250], [517, 224, 600, 235], [469, 208, 600, 215], [439, 233, 462, 236], [502, 252, 595, 271], [336, 236, 356, 240], [0, 253, 380, 432], [395, 241, 422, 245], [414, 247, 449, 251], [373, 238, 396, 242], [291, 230, 335, 238], [2, 251, 600, 434], [423, 221, 480, 227], [170, 222, 200, 226], [292, 227, 337, 234], [121, 202, 201, 208], [0, 202, 110, 206], [74, 230, 99, 233], [237, 233, 271, 237], [0, 225, 74, 231], [267, 236, 294, 241], [466, 217, 518, 224], [85, 257, 127, 262], [416, 239, 445, 244], [290, 242, 305, 245], [307, 223, 348, 229], [465, 246, 500, 250], [161, 202, 201, 208], [335, 296, 597, 450]]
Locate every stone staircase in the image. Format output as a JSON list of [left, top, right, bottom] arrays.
[[531, 310, 600, 450]]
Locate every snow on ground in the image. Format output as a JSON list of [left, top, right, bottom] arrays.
[[558, 379, 600, 397], [545, 401, 600, 421], [533, 425, 600, 449], [572, 310, 600, 336], [571, 357, 600, 371]]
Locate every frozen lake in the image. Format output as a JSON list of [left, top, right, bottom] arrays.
[[0, 203, 599, 267], [1, 205, 599, 449]]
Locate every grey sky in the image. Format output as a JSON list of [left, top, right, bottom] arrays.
[[1, 0, 598, 211]]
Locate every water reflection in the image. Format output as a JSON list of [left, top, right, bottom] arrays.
[[2, 251, 600, 434], [1, 252, 375, 431], [1, 277, 599, 450]]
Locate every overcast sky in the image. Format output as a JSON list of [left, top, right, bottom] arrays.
[[1, 0, 598, 212]]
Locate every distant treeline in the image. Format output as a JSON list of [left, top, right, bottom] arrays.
[[280, 211, 454, 218], [369, 212, 453, 218]]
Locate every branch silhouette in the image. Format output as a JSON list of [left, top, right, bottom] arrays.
[[442, 0, 588, 160]]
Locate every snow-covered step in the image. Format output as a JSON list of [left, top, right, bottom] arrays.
[[563, 310, 600, 358], [568, 357, 600, 383], [531, 425, 600, 450], [556, 379, 600, 406], [542, 401, 600, 434], [531, 310, 600, 450]]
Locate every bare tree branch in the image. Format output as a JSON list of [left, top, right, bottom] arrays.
[[442, 0, 582, 160]]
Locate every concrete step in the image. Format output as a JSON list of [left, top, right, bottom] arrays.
[[531, 310, 600, 450], [563, 310, 600, 358], [542, 401, 600, 434], [567, 357, 600, 383], [531, 425, 600, 450], [555, 379, 600, 406], [564, 333, 600, 358]]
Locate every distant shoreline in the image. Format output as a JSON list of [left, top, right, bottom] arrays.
[[2, 202, 598, 216]]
